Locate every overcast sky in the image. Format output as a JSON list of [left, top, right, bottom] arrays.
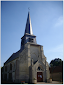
[[1, 1, 63, 67]]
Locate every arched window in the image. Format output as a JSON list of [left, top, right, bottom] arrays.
[[5, 66, 7, 72], [38, 67, 40, 70], [37, 66, 42, 70], [10, 64, 12, 70]]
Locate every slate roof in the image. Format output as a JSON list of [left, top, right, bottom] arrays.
[[4, 50, 21, 65], [24, 12, 33, 35]]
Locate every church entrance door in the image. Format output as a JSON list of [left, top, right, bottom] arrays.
[[37, 72, 43, 82]]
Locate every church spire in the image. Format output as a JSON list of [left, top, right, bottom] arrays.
[[24, 12, 33, 35], [20, 12, 37, 50]]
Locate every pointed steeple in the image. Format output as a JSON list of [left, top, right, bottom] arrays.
[[20, 12, 37, 50], [24, 12, 33, 35]]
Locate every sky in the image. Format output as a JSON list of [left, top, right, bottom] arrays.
[[1, 1, 63, 67]]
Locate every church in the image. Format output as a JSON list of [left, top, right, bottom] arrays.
[[2, 12, 50, 83]]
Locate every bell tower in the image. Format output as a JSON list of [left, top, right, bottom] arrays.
[[20, 12, 37, 51]]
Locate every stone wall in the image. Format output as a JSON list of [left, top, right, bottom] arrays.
[[19, 43, 31, 83], [50, 72, 62, 81], [2, 43, 50, 83], [30, 45, 40, 63], [30, 44, 50, 83], [2, 58, 18, 82]]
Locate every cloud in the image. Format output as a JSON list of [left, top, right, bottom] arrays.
[[54, 16, 63, 27]]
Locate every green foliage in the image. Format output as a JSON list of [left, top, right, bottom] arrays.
[[49, 58, 63, 67]]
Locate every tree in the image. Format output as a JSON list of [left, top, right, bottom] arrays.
[[49, 58, 63, 67]]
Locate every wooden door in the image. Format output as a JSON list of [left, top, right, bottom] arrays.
[[37, 72, 43, 82]]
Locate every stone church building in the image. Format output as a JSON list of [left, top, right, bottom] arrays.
[[2, 12, 50, 83]]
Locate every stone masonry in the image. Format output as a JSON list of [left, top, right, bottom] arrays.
[[2, 12, 50, 83]]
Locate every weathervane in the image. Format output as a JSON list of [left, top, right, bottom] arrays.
[[28, 7, 30, 11]]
